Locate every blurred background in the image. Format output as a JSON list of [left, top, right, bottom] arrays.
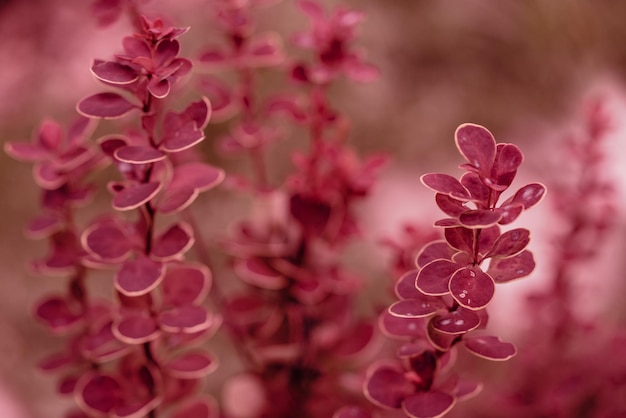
[[2, 0, 626, 417]]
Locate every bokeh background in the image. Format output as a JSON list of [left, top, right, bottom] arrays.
[[2, 0, 626, 417]]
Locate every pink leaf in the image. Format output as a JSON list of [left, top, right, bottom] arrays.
[[169, 162, 225, 192], [234, 258, 288, 290], [112, 312, 159, 344], [162, 263, 211, 306], [333, 406, 373, 418], [448, 267, 495, 310], [159, 305, 211, 334], [76, 374, 122, 415], [114, 145, 166, 164], [430, 308, 480, 335], [171, 398, 218, 418], [34, 162, 64, 189], [487, 250, 535, 283], [165, 351, 217, 379], [496, 203, 523, 225], [77, 92, 137, 119], [112, 182, 162, 211], [426, 322, 456, 351], [82, 223, 132, 262], [455, 123, 496, 176], [34, 297, 82, 332], [416, 260, 460, 295], [421, 174, 470, 200], [463, 335, 517, 361], [490, 143, 523, 188], [26, 213, 62, 238], [115, 257, 164, 296], [460, 172, 490, 202], [151, 222, 194, 261], [363, 364, 413, 409], [160, 123, 204, 152], [402, 391, 456, 418], [4, 142, 48, 162], [91, 60, 137, 84]]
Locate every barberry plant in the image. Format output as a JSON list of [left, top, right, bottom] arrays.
[[364, 123, 546, 418]]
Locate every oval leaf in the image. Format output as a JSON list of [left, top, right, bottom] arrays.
[[402, 391, 456, 418], [112, 182, 162, 211], [77, 92, 137, 119], [416, 260, 460, 296], [421, 173, 470, 200], [448, 267, 495, 310], [115, 257, 164, 296], [463, 335, 517, 361]]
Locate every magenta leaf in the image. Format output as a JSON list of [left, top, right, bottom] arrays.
[[160, 123, 204, 152], [159, 305, 211, 334], [455, 123, 496, 176], [157, 187, 198, 215], [502, 182, 547, 210], [444, 227, 474, 254], [112, 312, 160, 344], [389, 299, 444, 319], [363, 364, 413, 409], [34, 162, 64, 189], [290, 193, 333, 234], [4, 141, 49, 162], [77, 92, 138, 119], [81, 321, 131, 363], [421, 173, 470, 200], [477, 224, 501, 255], [34, 296, 82, 332], [151, 222, 194, 261], [415, 241, 455, 268], [112, 182, 162, 211], [463, 335, 517, 361], [394, 270, 421, 299], [162, 263, 211, 306], [378, 311, 425, 340], [458, 209, 502, 228], [171, 398, 218, 418], [169, 162, 225, 192], [402, 391, 456, 418], [453, 379, 483, 401], [487, 250, 535, 283], [148, 78, 171, 99], [76, 374, 122, 415], [430, 308, 480, 335], [165, 351, 217, 379], [114, 145, 166, 164], [91, 60, 137, 84], [333, 406, 372, 418], [82, 223, 132, 262], [26, 213, 62, 238], [485, 228, 529, 259], [416, 259, 460, 295], [234, 258, 288, 290], [448, 267, 495, 310], [115, 257, 164, 296]]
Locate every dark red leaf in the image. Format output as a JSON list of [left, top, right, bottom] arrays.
[[485, 228, 529, 259], [363, 364, 413, 409], [455, 123, 496, 177], [444, 227, 474, 254], [76, 373, 122, 414], [378, 311, 425, 340], [234, 258, 288, 290], [394, 270, 421, 299], [435, 193, 466, 217], [458, 209, 502, 228], [501, 182, 546, 210], [430, 308, 480, 335], [421, 173, 470, 200], [389, 299, 444, 319], [416, 259, 460, 295], [448, 267, 495, 310], [415, 241, 455, 268]]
